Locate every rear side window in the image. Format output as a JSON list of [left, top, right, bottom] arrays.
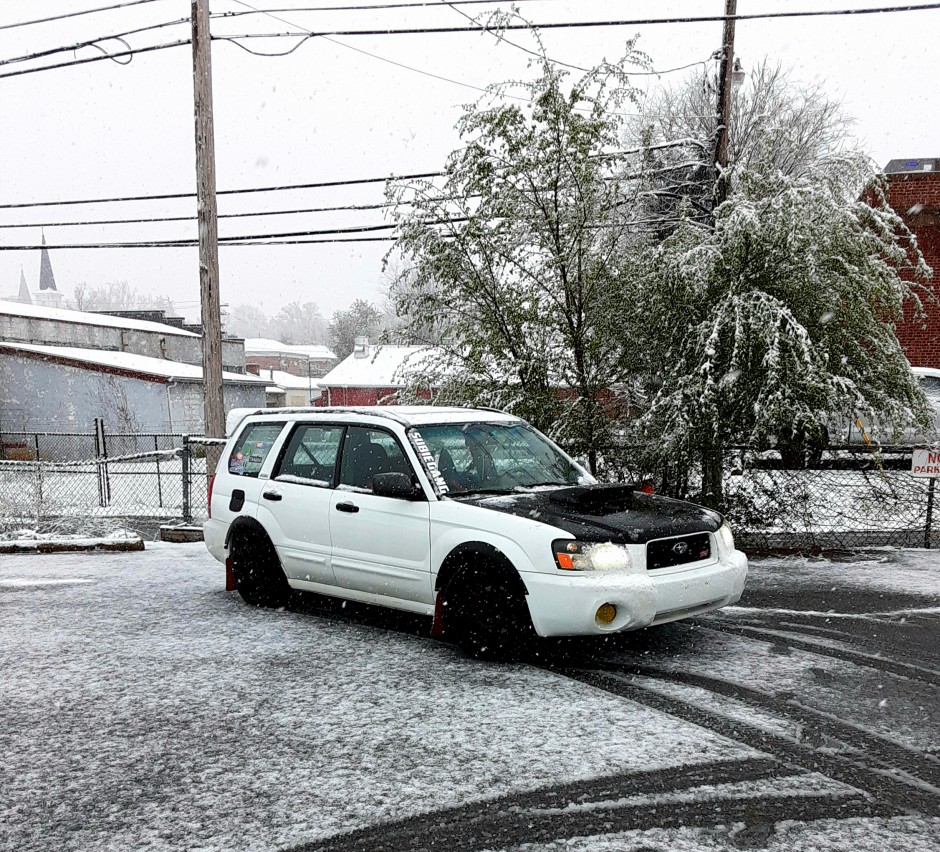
[[228, 422, 285, 477], [275, 424, 345, 487], [339, 426, 414, 491]]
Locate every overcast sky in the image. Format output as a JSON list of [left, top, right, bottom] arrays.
[[1, 0, 938, 327]]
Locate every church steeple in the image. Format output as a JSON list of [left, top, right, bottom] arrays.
[[39, 232, 57, 291], [17, 267, 31, 304]]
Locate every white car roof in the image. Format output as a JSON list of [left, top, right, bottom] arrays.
[[225, 405, 520, 436], [912, 366, 940, 381]]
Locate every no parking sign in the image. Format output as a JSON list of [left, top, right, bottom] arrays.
[[912, 448, 940, 477]]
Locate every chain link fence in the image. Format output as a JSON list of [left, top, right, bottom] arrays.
[[598, 444, 936, 551], [0, 426, 935, 551], [0, 429, 223, 539]]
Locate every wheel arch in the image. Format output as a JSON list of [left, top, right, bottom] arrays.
[[224, 515, 271, 550], [434, 541, 529, 597]]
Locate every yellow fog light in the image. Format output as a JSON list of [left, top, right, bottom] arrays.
[[595, 603, 617, 625]]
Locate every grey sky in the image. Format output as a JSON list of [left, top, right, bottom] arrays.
[[1, 0, 938, 326]]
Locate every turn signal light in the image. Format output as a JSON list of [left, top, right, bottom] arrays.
[[596, 603, 617, 624]]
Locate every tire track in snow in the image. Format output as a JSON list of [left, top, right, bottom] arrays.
[[548, 663, 940, 818], [282, 758, 877, 852], [692, 620, 940, 685]]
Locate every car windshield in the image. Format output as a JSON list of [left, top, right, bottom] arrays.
[[413, 421, 594, 494]]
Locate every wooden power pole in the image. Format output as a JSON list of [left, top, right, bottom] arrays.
[[713, 0, 738, 209], [191, 0, 225, 445]]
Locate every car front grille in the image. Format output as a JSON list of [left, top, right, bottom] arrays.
[[647, 532, 712, 570]]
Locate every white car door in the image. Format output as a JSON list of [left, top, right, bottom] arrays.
[[259, 422, 344, 586], [328, 426, 433, 607]]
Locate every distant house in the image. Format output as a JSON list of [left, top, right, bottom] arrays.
[[317, 341, 440, 406], [0, 300, 247, 374], [883, 157, 940, 369], [0, 342, 266, 436], [244, 338, 337, 380], [245, 365, 323, 407]]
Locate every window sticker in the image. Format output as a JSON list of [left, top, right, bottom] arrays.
[[228, 423, 285, 478]]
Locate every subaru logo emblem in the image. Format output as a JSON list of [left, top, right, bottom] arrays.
[[672, 541, 689, 555]]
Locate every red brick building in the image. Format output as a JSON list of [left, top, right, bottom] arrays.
[[884, 157, 940, 368]]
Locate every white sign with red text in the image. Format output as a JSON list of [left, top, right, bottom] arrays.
[[912, 448, 940, 477]]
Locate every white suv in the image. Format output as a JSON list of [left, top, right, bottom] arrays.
[[204, 406, 747, 659]]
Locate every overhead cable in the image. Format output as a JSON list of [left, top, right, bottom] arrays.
[[0, 0, 166, 32], [0, 40, 191, 80], [220, 3, 940, 31]]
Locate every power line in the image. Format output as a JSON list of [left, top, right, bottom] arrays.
[[215, 0, 554, 15], [0, 236, 397, 249], [0, 201, 400, 230], [0, 140, 698, 211], [0, 39, 191, 81], [0, 172, 442, 210], [0, 18, 191, 68], [222, 3, 940, 30], [0, 0, 167, 32], [434, 0, 588, 73]]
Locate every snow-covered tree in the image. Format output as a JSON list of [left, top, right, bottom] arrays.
[[387, 50, 649, 469], [224, 303, 271, 339], [631, 160, 933, 504], [628, 58, 862, 234], [329, 299, 383, 359], [269, 301, 327, 345]]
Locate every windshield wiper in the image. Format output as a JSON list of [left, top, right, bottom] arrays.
[[515, 481, 569, 489], [450, 487, 513, 497]]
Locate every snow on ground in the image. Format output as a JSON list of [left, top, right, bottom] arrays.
[[746, 548, 940, 598], [498, 816, 940, 852], [1, 543, 760, 852]]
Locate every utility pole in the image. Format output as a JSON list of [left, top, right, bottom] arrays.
[[713, 0, 738, 209], [191, 0, 225, 449]]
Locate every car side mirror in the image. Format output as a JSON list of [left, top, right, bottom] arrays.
[[372, 472, 423, 500]]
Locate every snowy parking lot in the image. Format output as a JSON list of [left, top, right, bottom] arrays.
[[1, 542, 938, 851]]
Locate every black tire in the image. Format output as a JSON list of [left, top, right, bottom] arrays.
[[445, 567, 534, 662], [230, 527, 291, 608]]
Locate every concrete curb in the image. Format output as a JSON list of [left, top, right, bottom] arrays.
[[0, 538, 145, 554]]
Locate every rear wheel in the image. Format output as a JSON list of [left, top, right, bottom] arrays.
[[230, 528, 291, 608], [444, 567, 534, 662]]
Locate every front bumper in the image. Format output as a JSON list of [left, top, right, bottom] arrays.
[[521, 549, 748, 637]]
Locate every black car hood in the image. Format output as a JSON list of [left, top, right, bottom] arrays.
[[455, 484, 722, 544]]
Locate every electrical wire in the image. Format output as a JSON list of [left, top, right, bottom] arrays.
[[0, 172, 443, 210], [221, 3, 940, 29], [0, 201, 401, 230], [216, 0, 555, 16], [434, 0, 588, 73], [0, 18, 191, 68], [0, 0, 167, 32], [0, 39, 191, 80], [0, 140, 699, 211]]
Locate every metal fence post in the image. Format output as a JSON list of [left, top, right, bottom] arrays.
[[154, 435, 164, 508], [181, 435, 192, 525], [925, 478, 936, 549], [93, 418, 110, 507]]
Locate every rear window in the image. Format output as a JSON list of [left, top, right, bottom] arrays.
[[228, 422, 285, 477]]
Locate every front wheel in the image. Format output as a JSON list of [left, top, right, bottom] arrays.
[[230, 528, 291, 608], [445, 568, 534, 662]]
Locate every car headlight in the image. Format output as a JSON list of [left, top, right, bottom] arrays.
[[717, 523, 736, 553], [552, 540, 633, 572]]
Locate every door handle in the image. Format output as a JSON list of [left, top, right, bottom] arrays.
[[335, 501, 359, 513], [262, 491, 282, 501]]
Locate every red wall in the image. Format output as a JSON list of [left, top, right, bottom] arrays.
[[886, 172, 940, 368]]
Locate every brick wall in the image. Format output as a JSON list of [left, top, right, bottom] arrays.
[[886, 171, 940, 368]]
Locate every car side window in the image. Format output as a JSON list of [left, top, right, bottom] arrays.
[[339, 426, 413, 492], [228, 422, 286, 477], [274, 424, 344, 487]]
